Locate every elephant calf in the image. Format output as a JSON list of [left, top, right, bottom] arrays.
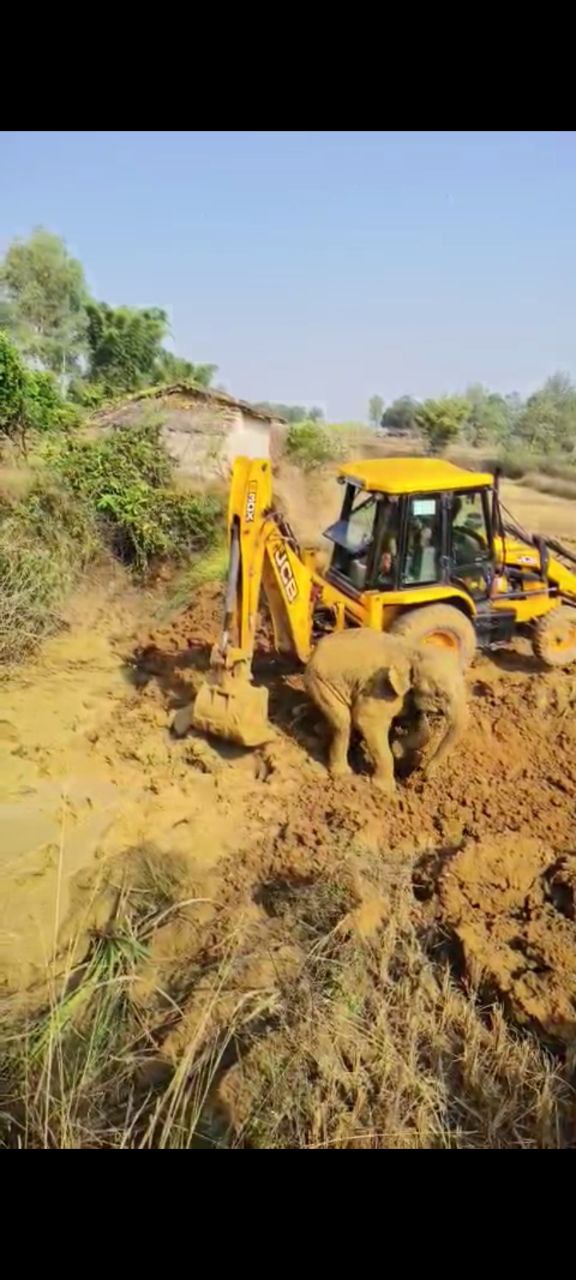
[[304, 627, 467, 792]]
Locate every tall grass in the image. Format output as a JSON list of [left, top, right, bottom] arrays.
[[0, 483, 99, 663], [1, 857, 572, 1149]]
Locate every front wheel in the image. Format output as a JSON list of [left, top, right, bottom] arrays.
[[390, 604, 476, 668], [533, 609, 576, 668]]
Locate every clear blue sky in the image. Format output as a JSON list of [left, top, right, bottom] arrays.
[[2, 130, 576, 420]]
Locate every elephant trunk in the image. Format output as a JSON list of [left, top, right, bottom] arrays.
[[425, 693, 468, 774]]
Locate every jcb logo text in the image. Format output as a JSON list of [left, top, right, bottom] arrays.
[[274, 548, 298, 603], [245, 484, 257, 523]]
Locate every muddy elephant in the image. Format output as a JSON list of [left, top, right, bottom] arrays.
[[304, 627, 467, 792]]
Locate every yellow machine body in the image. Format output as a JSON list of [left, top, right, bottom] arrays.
[[191, 456, 576, 745]]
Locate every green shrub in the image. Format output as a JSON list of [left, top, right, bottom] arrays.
[[0, 422, 224, 663], [25, 370, 81, 433], [415, 397, 470, 454], [45, 424, 223, 570], [47, 423, 173, 495], [67, 379, 109, 410], [0, 332, 80, 447], [285, 420, 338, 470], [0, 330, 27, 447], [495, 447, 536, 480]]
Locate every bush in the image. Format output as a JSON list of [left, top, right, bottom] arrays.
[[45, 424, 223, 570], [496, 447, 537, 480], [0, 422, 224, 663], [67, 379, 109, 410], [415, 397, 470, 454], [0, 483, 97, 663], [285, 421, 338, 470], [0, 332, 80, 449], [0, 330, 27, 447], [25, 370, 80, 433]]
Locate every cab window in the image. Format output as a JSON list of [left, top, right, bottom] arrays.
[[324, 489, 379, 587], [402, 496, 441, 585], [346, 492, 378, 554], [451, 490, 490, 566], [325, 488, 401, 591]]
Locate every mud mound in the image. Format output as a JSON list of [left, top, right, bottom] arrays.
[[434, 838, 576, 1042], [134, 582, 224, 677]]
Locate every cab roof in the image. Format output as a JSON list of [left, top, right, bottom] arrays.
[[339, 457, 494, 495]]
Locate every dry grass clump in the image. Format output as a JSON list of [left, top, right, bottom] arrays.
[[1, 854, 572, 1150]]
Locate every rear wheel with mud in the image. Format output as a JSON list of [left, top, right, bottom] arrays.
[[391, 604, 476, 668], [533, 609, 576, 668]]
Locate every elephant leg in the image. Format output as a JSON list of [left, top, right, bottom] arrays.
[[353, 696, 396, 793], [305, 673, 352, 775]]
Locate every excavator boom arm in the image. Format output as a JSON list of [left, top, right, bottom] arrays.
[[191, 458, 315, 747], [223, 457, 314, 666]]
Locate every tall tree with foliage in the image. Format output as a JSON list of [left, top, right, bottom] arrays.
[[85, 302, 169, 393], [516, 372, 576, 453], [464, 384, 515, 446], [152, 349, 216, 387], [415, 397, 470, 453], [368, 395, 384, 428], [380, 396, 418, 435], [0, 229, 89, 379], [0, 330, 27, 446], [255, 402, 324, 423], [0, 330, 76, 450]]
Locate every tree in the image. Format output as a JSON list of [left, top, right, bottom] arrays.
[[0, 331, 75, 451], [516, 372, 576, 453], [415, 397, 470, 453], [254, 402, 324, 423], [0, 229, 89, 379], [464, 384, 514, 446], [85, 302, 169, 393], [152, 349, 217, 387], [0, 330, 27, 447], [368, 395, 384, 428], [380, 396, 418, 435]]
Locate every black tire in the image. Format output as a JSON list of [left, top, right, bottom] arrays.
[[533, 609, 576, 668], [391, 604, 476, 668]]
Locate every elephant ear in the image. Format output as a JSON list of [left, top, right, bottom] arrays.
[[388, 661, 411, 698]]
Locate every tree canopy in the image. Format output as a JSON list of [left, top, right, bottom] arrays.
[[415, 397, 471, 453], [0, 330, 77, 449], [2, 231, 576, 456], [254, 402, 324, 424], [84, 302, 169, 393], [515, 373, 576, 452], [380, 396, 419, 435], [0, 228, 89, 377], [368, 395, 384, 428], [0, 229, 216, 403], [152, 349, 217, 388]]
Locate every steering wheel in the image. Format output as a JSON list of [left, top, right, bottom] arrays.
[[453, 525, 487, 555]]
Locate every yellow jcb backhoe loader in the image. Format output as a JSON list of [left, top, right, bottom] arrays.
[[191, 455, 576, 746]]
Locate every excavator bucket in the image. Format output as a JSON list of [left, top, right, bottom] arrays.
[[192, 671, 274, 747]]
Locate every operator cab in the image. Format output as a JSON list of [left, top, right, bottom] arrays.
[[324, 462, 494, 599]]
